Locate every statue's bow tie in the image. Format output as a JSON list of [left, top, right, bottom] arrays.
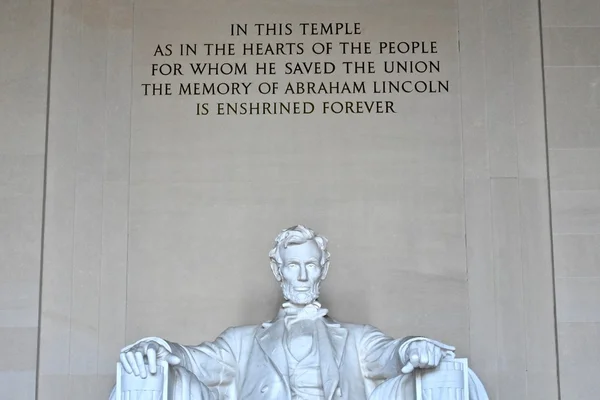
[[282, 302, 329, 326]]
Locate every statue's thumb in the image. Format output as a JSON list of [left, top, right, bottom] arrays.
[[166, 354, 181, 365], [401, 363, 415, 374], [401, 351, 419, 374]]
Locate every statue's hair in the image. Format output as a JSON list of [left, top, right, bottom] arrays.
[[269, 225, 330, 268]]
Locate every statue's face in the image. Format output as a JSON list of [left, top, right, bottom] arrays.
[[279, 240, 324, 305]]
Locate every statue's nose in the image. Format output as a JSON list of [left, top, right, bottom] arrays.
[[298, 265, 308, 281]]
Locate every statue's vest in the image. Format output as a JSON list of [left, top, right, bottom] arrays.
[[285, 322, 325, 399]]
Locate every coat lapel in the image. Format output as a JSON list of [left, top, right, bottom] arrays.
[[318, 320, 348, 399], [256, 320, 290, 388], [326, 321, 348, 367]]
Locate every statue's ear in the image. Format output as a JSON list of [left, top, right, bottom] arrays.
[[320, 261, 330, 281], [270, 260, 282, 281]]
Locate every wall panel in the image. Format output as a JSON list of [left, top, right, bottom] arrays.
[[541, 0, 600, 397], [0, 1, 51, 399]]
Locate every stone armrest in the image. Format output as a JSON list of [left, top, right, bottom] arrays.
[[415, 358, 471, 400], [369, 358, 489, 400], [114, 360, 169, 400], [113, 361, 217, 400], [414, 358, 489, 400], [113, 358, 486, 400]]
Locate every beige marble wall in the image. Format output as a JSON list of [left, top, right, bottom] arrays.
[[460, 0, 558, 398], [0, 1, 51, 399], [127, 0, 467, 352], [541, 0, 600, 398], [35, 1, 559, 400], [37, 0, 133, 397]]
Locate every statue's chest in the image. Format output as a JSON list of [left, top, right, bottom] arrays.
[[286, 321, 316, 361]]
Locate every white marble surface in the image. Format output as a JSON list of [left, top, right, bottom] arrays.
[[111, 227, 488, 400]]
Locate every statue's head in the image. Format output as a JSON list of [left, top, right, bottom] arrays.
[[269, 225, 330, 305]]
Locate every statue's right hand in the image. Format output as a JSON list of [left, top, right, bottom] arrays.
[[119, 340, 181, 378]]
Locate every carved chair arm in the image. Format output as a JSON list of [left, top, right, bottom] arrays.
[[414, 358, 471, 400], [116, 360, 169, 400]]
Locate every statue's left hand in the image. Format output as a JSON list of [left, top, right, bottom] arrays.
[[119, 339, 181, 378], [400, 340, 455, 374]]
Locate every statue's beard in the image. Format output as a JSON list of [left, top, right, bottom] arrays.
[[281, 281, 321, 305]]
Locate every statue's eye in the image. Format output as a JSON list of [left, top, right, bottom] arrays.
[[307, 263, 316, 268], [288, 263, 299, 268]]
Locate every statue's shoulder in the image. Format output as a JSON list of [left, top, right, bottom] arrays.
[[326, 317, 369, 332], [329, 319, 395, 338], [222, 324, 260, 336], [340, 322, 368, 329]]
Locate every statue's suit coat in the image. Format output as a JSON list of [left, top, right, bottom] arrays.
[[167, 315, 410, 400]]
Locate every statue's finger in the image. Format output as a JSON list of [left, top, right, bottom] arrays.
[[427, 342, 436, 367], [147, 347, 157, 374], [126, 352, 140, 376], [401, 363, 415, 374], [434, 347, 442, 366], [409, 351, 420, 366], [146, 341, 158, 353], [166, 354, 181, 365], [442, 350, 456, 360], [135, 351, 147, 378], [419, 351, 429, 367], [425, 339, 456, 352], [120, 353, 132, 374]]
